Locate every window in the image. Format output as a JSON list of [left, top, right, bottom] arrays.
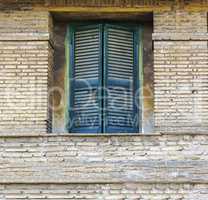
[[67, 23, 142, 134]]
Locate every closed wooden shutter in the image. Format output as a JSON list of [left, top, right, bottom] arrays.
[[68, 23, 140, 133], [103, 24, 140, 133], [69, 24, 103, 133]]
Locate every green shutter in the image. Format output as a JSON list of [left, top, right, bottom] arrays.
[[103, 24, 140, 133], [68, 23, 140, 134], [68, 24, 103, 133]]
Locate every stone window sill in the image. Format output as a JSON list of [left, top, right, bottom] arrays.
[[0, 132, 161, 138]]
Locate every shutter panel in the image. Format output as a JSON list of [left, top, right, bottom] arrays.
[[104, 24, 140, 133], [69, 24, 102, 133]]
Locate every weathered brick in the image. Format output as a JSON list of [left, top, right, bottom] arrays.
[[0, 11, 53, 133], [153, 11, 208, 133]]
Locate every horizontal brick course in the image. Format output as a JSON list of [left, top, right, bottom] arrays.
[[0, 134, 207, 183], [0, 11, 51, 41], [0, 183, 208, 200], [154, 11, 207, 33]]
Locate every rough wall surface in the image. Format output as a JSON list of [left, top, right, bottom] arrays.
[[154, 11, 207, 33], [0, 11, 50, 40], [0, 134, 207, 199], [0, 0, 173, 11], [0, 134, 207, 183], [0, 183, 208, 200], [153, 10, 208, 133], [0, 11, 52, 133]]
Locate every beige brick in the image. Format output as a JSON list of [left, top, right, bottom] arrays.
[[0, 11, 53, 133], [153, 10, 208, 133]]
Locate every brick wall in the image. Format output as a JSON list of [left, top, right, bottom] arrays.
[[0, 11, 52, 133], [0, 6, 208, 200], [0, 134, 207, 198], [0, 183, 207, 200], [153, 10, 208, 133], [0, 134, 207, 183], [0, 11, 50, 40], [154, 11, 207, 33]]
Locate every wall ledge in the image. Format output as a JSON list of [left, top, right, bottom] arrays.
[[0, 180, 208, 185], [0, 33, 50, 41], [0, 132, 161, 138], [1, 132, 208, 138], [152, 33, 208, 41]]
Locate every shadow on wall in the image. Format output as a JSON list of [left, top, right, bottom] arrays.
[[52, 21, 154, 133]]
